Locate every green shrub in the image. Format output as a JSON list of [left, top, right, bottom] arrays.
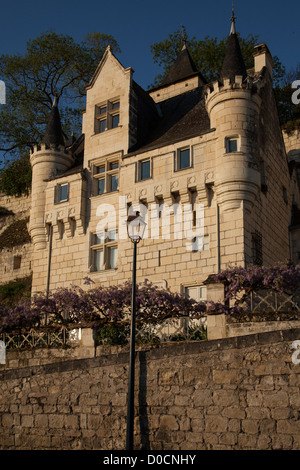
[[96, 324, 129, 345], [0, 276, 32, 307]]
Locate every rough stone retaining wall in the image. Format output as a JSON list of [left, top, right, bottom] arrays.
[[1, 328, 300, 450]]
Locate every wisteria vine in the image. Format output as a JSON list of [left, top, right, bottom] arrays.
[[0, 264, 299, 333]]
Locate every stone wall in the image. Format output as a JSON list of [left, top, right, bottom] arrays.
[[1, 328, 300, 450], [0, 192, 32, 285]]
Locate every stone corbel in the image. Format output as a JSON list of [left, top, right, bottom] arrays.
[[153, 184, 164, 199], [187, 175, 197, 191], [64, 217, 73, 238], [75, 215, 85, 235], [52, 223, 61, 240]]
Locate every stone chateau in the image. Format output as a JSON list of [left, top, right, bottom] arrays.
[[1, 15, 300, 300]]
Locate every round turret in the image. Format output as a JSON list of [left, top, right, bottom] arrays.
[[205, 14, 261, 212], [29, 101, 74, 249]]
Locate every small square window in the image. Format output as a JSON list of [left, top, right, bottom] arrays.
[[94, 250, 104, 271], [111, 101, 120, 110], [55, 183, 69, 204], [110, 161, 119, 170], [93, 158, 119, 196], [95, 99, 120, 134], [96, 165, 105, 174], [176, 148, 190, 171], [13, 255, 22, 270], [98, 178, 105, 195], [226, 137, 238, 153], [108, 246, 118, 269], [59, 184, 68, 202], [112, 114, 119, 128], [99, 119, 107, 133], [110, 174, 119, 192], [140, 160, 151, 181], [91, 229, 118, 271], [185, 286, 207, 301]]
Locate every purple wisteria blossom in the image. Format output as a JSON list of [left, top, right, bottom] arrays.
[[0, 264, 299, 333]]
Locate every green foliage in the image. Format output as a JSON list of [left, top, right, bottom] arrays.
[[0, 217, 30, 249], [169, 325, 207, 342], [0, 276, 32, 307], [0, 30, 120, 161], [275, 65, 300, 130], [149, 29, 290, 125], [149, 30, 284, 87], [0, 153, 32, 196], [96, 323, 129, 345]]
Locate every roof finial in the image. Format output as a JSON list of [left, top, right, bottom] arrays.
[[180, 25, 187, 50], [230, 1, 237, 35]]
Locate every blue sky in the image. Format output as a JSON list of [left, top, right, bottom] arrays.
[[0, 0, 299, 89]]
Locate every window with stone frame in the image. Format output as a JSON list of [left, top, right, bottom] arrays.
[[13, 255, 22, 270], [185, 285, 207, 301], [137, 158, 151, 181], [54, 183, 69, 204], [175, 147, 191, 171], [90, 230, 118, 271], [93, 158, 119, 195], [95, 99, 120, 134], [225, 136, 239, 153]]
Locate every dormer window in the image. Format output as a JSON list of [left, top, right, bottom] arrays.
[[95, 99, 120, 134]]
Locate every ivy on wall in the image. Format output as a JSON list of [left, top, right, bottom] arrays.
[[0, 217, 31, 250], [0, 275, 32, 307]]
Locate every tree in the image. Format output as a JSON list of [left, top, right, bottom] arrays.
[[0, 31, 120, 161], [0, 153, 32, 196], [149, 29, 285, 92], [150, 29, 285, 88], [275, 64, 300, 131]]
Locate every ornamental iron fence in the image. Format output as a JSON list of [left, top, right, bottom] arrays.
[[0, 326, 79, 350], [246, 288, 300, 314]]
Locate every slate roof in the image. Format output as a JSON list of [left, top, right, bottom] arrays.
[[42, 101, 65, 148], [220, 32, 247, 83], [151, 45, 206, 91], [127, 87, 211, 155]]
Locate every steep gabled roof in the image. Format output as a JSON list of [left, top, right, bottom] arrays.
[[220, 10, 247, 83], [42, 97, 65, 147], [152, 44, 206, 91], [86, 45, 132, 90]]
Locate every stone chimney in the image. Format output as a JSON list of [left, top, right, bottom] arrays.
[[253, 43, 274, 78]]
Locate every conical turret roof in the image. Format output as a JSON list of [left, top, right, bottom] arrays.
[[158, 43, 206, 88], [220, 9, 247, 83], [42, 97, 65, 147]]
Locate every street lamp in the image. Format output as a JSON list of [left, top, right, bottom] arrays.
[[126, 211, 146, 451]]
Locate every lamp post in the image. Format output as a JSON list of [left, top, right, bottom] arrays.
[[126, 211, 146, 451]]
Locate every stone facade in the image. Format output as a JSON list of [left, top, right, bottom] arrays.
[[1, 328, 300, 450], [1, 19, 300, 298]]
